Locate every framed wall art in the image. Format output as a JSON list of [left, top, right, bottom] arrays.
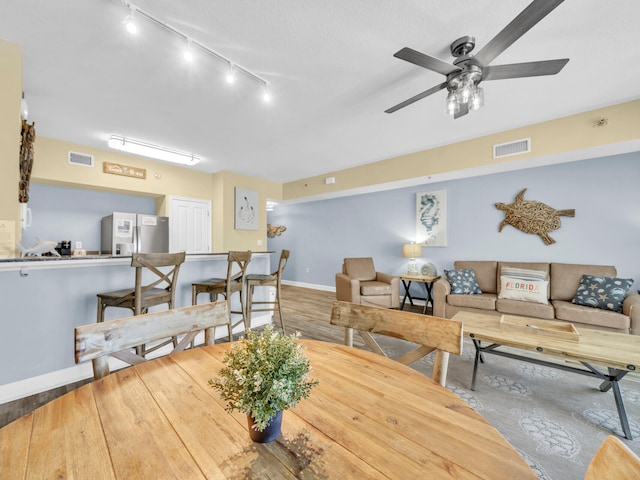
[[235, 187, 258, 230], [416, 190, 447, 246]]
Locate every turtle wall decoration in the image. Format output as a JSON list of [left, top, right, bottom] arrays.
[[495, 189, 575, 245]]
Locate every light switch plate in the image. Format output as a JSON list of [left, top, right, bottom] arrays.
[[75, 241, 82, 249]]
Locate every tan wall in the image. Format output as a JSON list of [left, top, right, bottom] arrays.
[[30, 137, 281, 252], [283, 99, 640, 200], [0, 40, 23, 256], [212, 170, 282, 252]]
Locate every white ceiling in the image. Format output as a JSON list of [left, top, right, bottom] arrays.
[[2, 0, 639, 183]]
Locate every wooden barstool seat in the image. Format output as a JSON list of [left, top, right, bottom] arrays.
[[192, 251, 252, 340], [96, 251, 186, 356], [245, 249, 289, 333]]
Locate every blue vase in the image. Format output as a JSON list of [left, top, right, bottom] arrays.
[[247, 410, 283, 443]]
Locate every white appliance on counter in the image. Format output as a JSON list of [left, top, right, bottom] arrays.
[[101, 212, 169, 255]]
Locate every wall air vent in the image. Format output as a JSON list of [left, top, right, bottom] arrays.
[[68, 151, 94, 167], [493, 138, 531, 159]]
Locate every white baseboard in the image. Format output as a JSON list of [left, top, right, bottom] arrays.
[[0, 314, 273, 406], [282, 280, 335, 292]]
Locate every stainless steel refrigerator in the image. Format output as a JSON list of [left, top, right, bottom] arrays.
[[101, 212, 169, 255]]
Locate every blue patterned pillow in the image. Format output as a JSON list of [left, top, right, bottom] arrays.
[[572, 275, 633, 313], [445, 268, 482, 295]]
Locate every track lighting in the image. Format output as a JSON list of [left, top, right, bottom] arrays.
[[119, 1, 271, 103], [107, 135, 200, 166], [183, 39, 194, 62], [123, 2, 138, 34], [263, 85, 272, 103], [226, 64, 235, 84]]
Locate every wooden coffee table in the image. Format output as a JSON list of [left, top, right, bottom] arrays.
[[453, 311, 640, 439]]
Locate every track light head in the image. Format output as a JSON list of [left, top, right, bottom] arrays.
[[123, 3, 138, 34], [183, 39, 194, 62], [262, 84, 272, 103], [226, 64, 235, 84]]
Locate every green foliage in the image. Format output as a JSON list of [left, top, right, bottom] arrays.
[[209, 325, 319, 431]]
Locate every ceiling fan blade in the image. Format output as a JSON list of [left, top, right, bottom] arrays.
[[385, 82, 448, 114], [483, 58, 569, 80], [394, 47, 460, 76], [454, 102, 469, 119], [474, 0, 565, 66]]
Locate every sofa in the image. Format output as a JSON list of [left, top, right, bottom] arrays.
[[433, 261, 640, 335], [336, 257, 400, 309]]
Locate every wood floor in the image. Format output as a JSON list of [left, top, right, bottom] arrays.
[[0, 285, 426, 428]]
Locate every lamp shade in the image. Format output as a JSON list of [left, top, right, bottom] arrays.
[[402, 243, 422, 259]]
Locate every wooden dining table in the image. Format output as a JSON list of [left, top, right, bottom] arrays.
[[0, 340, 537, 479]]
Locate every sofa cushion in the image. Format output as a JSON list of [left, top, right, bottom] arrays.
[[553, 300, 630, 331], [454, 261, 497, 294], [343, 258, 376, 281], [496, 298, 555, 319], [360, 281, 392, 296], [550, 263, 616, 301], [447, 293, 496, 311], [445, 269, 483, 294], [572, 275, 634, 313]]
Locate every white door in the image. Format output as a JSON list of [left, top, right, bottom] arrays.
[[169, 197, 211, 253]]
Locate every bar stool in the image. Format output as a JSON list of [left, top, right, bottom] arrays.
[[245, 249, 289, 333], [191, 250, 252, 341], [96, 251, 186, 356]]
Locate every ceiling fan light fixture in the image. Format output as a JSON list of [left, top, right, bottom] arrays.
[[469, 87, 484, 111], [445, 91, 459, 116], [457, 79, 474, 104]]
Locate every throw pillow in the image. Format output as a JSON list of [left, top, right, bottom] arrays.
[[445, 269, 482, 295], [500, 266, 548, 282], [499, 266, 550, 303], [572, 275, 633, 313], [498, 275, 549, 304]]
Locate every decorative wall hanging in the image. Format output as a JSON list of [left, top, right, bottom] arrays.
[[416, 190, 447, 246], [103, 161, 146, 179], [495, 188, 575, 245], [19, 119, 36, 203], [235, 187, 258, 230], [267, 224, 286, 238]]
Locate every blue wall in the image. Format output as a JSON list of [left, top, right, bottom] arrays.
[[267, 153, 640, 291], [20, 183, 156, 252]]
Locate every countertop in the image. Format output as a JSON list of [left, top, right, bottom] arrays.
[[0, 251, 273, 272]]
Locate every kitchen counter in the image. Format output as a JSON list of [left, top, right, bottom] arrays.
[[0, 252, 273, 272], [0, 251, 275, 397]]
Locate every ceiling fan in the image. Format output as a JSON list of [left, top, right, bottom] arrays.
[[385, 0, 569, 119]]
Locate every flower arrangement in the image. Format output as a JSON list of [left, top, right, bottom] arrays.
[[209, 325, 319, 432]]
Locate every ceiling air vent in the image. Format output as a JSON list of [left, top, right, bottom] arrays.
[[493, 138, 531, 159], [68, 151, 94, 167]]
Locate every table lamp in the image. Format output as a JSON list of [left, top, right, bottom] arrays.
[[402, 243, 422, 274]]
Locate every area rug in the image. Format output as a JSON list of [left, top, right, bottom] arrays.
[[371, 336, 640, 480]]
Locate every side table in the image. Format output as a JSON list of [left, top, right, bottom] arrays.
[[400, 274, 441, 314]]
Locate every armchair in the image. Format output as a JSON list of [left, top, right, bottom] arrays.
[[335, 257, 400, 309]]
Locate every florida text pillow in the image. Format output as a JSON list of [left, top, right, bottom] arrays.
[[498, 275, 549, 304]]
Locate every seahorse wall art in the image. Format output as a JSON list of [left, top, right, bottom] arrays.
[[495, 188, 575, 245]]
